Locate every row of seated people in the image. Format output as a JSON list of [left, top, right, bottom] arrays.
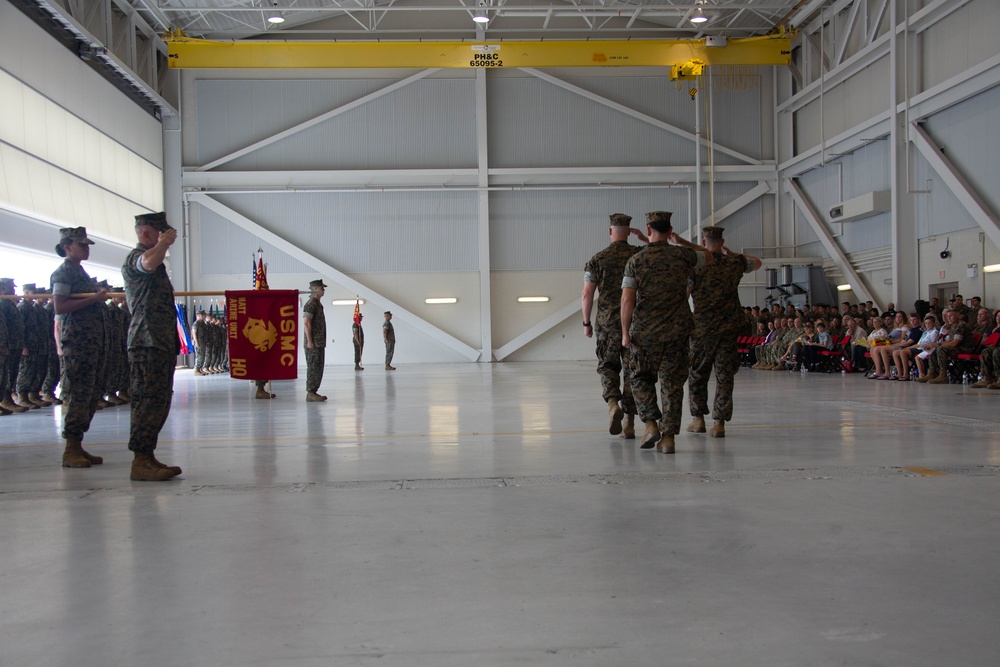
[[742, 308, 1000, 384]]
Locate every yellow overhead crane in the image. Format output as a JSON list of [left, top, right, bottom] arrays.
[[164, 32, 792, 75]]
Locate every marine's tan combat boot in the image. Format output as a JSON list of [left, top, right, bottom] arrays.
[[607, 398, 624, 436], [27, 393, 48, 407], [33, 393, 53, 406], [1, 398, 28, 413], [621, 414, 636, 439], [685, 415, 707, 433], [971, 377, 994, 388], [117, 391, 130, 402], [131, 453, 179, 481], [657, 433, 676, 454], [16, 393, 39, 410], [0, 404, 12, 416], [927, 370, 950, 384], [306, 392, 326, 402], [42, 392, 62, 405], [710, 419, 726, 438], [149, 453, 181, 476], [62, 437, 92, 468], [385, 365, 396, 370], [639, 422, 661, 450], [255, 386, 275, 399]]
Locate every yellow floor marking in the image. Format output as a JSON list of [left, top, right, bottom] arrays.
[[903, 466, 949, 476]]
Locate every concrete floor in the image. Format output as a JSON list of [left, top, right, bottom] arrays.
[[1, 362, 999, 666]]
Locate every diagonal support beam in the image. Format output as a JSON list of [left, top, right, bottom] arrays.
[[834, 0, 862, 66], [188, 193, 482, 361], [911, 124, 1000, 251], [522, 67, 762, 166], [493, 299, 581, 362], [785, 179, 874, 304], [700, 181, 771, 229], [197, 68, 441, 171]]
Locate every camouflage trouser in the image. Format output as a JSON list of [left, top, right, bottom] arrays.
[[6, 354, 21, 397], [15, 351, 44, 394], [104, 345, 120, 395], [117, 353, 130, 394], [42, 352, 60, 396], [595, 333, 635, 414], [128, 348, 175, 454], [980, 348, 1000, 380], [928, 347, 961, 376], [629, 335, 689, 436], [61, 353, 103, 441], [194, 344, 205, 371], [305, 348, 325, 393], [688, 331, 740, 421], [0, 354, 9, 398], [354, 341, 363, 365], [385, 340, 395, 366]]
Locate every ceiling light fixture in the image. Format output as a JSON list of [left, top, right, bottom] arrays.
[[836, 284, 852, 292], [689, 8, 708, 24], [473, 1, 490, 24], [984, 264, 1000, 273], [267, 14, 284, 24], [517, 296, 550, 303], [425, 297, 458, 304]]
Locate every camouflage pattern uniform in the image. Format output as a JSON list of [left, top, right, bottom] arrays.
[[192, 313, 208, 372], [383, 314, 395, 367], [623, 239, 705, 436], [15, 286, 44, 396], [584, 227, 642, 414], [0, 280, 24, 402], [928, 320, 975, 377], [116, 301, 132, 396], [0, 295, 8, 413], [41, 299, 59, 398], [353, 320, 364, 365], [104, 296, 123, 398], [303, 292, 326, 393], [687, 249, 756, 423], [50, 261, 105, 440], [123, 239, 179, 455]]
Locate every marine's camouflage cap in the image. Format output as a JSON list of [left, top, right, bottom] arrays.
[[701, 226, 725, 240], [609, 213, 632, 227], [309, 279, 327, 289], [22, 283, 36, 292], [59, 227, 96, 245], [645, 211, 673, 224], [0, 278, 15, 287], [134, 211, 173, 232]]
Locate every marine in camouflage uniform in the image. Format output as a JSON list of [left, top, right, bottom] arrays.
[[383, 311, 396, 370], [0, 278, 26, 413], [14, 284, 47, 408], [685, 226, 761, 438], [353, 315, 365, 370], [103, 289, 125, 404], [0, 292, 9, 416], [123, 212, 182, 481], [41, 295, 62, 405], [192, 311, 208, 374], [924, 308, 976, 383], [303, 279, 328, 401], [621, 211, 712, 454], [50, 228, 108, 467], [582, 213, 647, 437]]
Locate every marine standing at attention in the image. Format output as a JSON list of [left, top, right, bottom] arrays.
[[303, 279, 328, 402], [383, 311, 396, 371], [123, 212, 182, 481], [621, 212, 713, 454], [685, 226, 761, 438], [353, 312, 365, 371], [582, 213, 647, 438], [50, 227, 108, 466]]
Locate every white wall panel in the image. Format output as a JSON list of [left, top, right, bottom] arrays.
[[195, 78, 476, 171], [198, 190, 479, 274], [487, 76, 751, 169], [0, 2, 162, 166], [921, 0, 1000, 93], [490, 187, 694, 271]]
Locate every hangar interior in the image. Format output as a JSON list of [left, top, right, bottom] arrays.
[[2, 1, 1000, 665]]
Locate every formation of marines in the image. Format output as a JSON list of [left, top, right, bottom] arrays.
[[192, 310, 230, 375], [584, 212, 760, 454]]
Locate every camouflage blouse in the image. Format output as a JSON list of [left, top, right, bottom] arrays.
[[123, 245, 179, 354], [622, 242, 704, 341], [50, 260, 104, 356], [584, 240, 643, 335], [691, 252, 756, 334]]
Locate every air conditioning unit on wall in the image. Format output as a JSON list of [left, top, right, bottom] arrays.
[[829, 191, 891, 223]]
